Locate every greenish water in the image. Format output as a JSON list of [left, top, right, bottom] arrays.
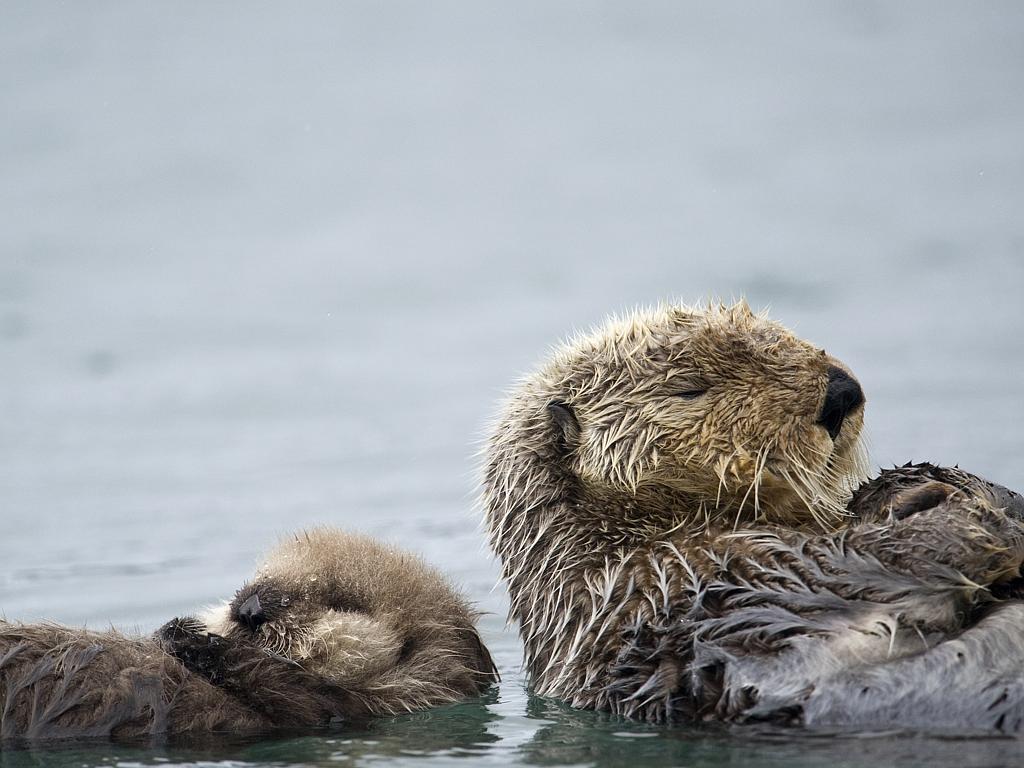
[[3, 1, 1024, 765], [6, 697, 1024, 767]]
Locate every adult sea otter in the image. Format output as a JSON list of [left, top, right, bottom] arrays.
[[482, 302, 1024, 730]]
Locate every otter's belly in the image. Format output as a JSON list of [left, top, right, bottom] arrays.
[[801, 602, 1024, 732], [711, 607, 936, 721], [718, 603, 1024, 732]]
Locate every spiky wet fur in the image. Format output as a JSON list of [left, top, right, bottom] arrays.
[[0, 528, 497, 741], [482, 302, 1024, 730]]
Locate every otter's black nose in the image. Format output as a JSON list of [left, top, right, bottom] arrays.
[[237, 593, 266, 631], [818, 366, 864, 440]]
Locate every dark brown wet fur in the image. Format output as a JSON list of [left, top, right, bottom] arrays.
[[0, 622, 296, 741], [599, 463, 1024, 728]]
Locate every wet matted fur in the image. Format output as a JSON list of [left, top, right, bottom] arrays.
[[482, 302, 1024, 730], [0, 621, 351, 740], [0, 528, 497, 741]]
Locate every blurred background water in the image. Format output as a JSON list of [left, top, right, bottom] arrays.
[[2, 1, 1024, 765]]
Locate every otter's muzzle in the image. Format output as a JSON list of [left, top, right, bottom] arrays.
[[818, 366, 864, 440], [237, 593, 267, 631]]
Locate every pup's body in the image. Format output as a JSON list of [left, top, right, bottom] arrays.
[[0, 529, 497, 741], [196, 528, 498, 717], [0, 621, 349, 740]]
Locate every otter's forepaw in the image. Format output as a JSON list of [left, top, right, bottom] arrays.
[[156, 616, 229, 685], [156, 616, 208, 646], [888, 481, 958, 521], [604, 616, 689, 723]]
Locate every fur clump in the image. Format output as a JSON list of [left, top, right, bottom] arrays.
[[0, 528, 497, 742], [482, 301, 1024, 731]]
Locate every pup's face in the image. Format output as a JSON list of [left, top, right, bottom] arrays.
[[538, 302, 869, 528], [199, 529, 493, 697], [202, 541, 405, 684]]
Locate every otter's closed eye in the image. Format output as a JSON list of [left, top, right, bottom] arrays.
[[675, 389, 708, 400]]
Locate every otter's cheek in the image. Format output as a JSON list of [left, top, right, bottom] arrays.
[[577, 423, 663, 493], [299, 611, 402, 683], [710, 447, 769, 492]]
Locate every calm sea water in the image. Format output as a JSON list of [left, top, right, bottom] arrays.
[[2, 2, 1024, 766]]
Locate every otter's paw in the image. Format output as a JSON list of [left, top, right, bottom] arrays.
[[156, 616, 229, 685], [887, 481, 960, 520], [604, 616, 689, 723], [156, 616, 207, 646]]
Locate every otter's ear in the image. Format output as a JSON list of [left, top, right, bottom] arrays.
[[547, 401, 580, 448]]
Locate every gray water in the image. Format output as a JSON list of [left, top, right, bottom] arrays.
[[2, 2, 1024, 765]]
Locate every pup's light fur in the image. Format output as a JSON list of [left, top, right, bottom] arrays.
[[200, 528, 498, 716]]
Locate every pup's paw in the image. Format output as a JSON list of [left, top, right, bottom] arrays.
[[155, 616, 228, 684]]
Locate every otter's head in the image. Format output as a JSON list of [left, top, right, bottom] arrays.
[[202, 528, 496, 712], [485, 302, 870, 539]]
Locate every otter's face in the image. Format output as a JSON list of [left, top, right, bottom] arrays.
[[539, 302, 869, 527], [203, 567, 404, 684]]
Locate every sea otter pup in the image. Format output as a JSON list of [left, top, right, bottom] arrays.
[[482, 302, 1024, 730], [191, 528, 498, 716], [0, 528, 497, 741]]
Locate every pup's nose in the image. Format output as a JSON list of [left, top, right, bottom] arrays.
[[238, 593, 266, 631], [818, 366, 864, 440]]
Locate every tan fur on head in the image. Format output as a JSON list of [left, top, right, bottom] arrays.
[[489, 301, 868, 537], [208, 528, 498, 716]]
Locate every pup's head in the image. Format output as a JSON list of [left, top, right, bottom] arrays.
[[202, 528, 496, 711]]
